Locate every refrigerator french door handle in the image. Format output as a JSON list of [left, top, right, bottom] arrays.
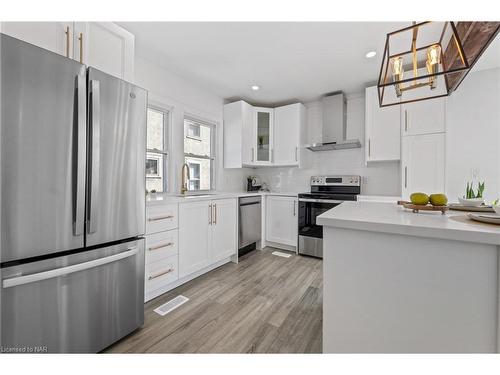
[[74, 73, 86, 236], [88, 79, 100, 234], [2, 247, 139, 289]]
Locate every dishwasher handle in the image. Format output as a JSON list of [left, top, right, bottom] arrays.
[[239, 201, 261, 207]]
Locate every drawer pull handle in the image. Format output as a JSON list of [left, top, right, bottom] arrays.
[[148, 268, 174, 280], [148, 214, 174, 222], [148, 242, 174, 251]]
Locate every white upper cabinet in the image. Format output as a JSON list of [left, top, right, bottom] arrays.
[[253, 107, 274, 165], [273, 103, 305, 167], [365, 86, 401, 163], [401, 133, 445, 200], [1, 22, 134, 81], [266, 195, 298, 247], [73, 22, 134, 81], [223, 100, 254, 168], [223, 101, 304, 168], [0, 22, 73, 57], [402, 98, 446, 136]]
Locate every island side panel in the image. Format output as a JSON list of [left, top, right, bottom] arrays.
[[323, 227, 498, 353]]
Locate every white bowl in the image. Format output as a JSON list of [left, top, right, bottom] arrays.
[[458, 197, 485, 207], [493, 205, 500, 215]]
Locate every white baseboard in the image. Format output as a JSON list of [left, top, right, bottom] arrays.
[[264, 241, 297, 253]]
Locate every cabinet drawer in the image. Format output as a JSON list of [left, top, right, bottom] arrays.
[[146, 204, 178, 234], [145, 254, 179, 293], [145, 230, 178, 264]]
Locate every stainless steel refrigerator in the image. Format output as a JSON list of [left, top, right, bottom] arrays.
[[0, 34, 147, 353]]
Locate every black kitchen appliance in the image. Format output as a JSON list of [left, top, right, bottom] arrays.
[[246, 176, 262, 192]]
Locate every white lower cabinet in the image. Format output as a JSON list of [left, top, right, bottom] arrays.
[[178, 201, 212, 278], [145, 205, 180, 302], [210, 198, 238, 263], [402, 133, 445, 200], [266, 195, 298, 247], [145, 198, 237, 302], [179, 198, 237, 278], [145, 229, 178, 264], [145, 255, 179, 294]]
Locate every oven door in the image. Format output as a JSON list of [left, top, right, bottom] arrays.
[[298, 198, 340, 258]]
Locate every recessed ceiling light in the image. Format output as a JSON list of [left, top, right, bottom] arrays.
[[251, 85, 260, 91], [365, 51, 377, 58]]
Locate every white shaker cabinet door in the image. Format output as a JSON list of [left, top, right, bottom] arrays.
[[266, 196, 298, 246], [210, 198, 237, 263], [365, 86, 401, 162], [178, 201, 211, 278], [402, 133, 445, 200], [273, 103, 304, 166], [402, 98, 446, 136], [0, 22, 73, 58], [73, 22, 134, 81]]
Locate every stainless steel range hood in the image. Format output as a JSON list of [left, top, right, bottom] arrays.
[[306, 92, 361, 152]]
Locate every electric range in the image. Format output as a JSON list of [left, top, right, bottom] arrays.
[[298, 175, 361, 258]]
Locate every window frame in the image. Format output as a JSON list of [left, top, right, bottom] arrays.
[[146, 104, 170, 193], [183, 115, 216, 193]]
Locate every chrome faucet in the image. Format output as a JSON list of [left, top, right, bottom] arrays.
[[181, 163, 190, 195]]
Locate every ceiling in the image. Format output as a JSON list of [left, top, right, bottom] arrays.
[[119, 22, 500, 105]]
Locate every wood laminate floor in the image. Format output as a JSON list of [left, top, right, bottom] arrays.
[[105, 247, 323, 353]]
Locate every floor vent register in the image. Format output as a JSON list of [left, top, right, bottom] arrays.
[[154, 295, 189, 316]]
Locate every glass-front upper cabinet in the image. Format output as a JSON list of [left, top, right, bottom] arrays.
[[253, 107, 274, 163]]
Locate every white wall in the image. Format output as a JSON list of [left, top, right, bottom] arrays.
[[254, 95, 401, 196], [446, 68, 500, 202], [134, 56, 247, 193]]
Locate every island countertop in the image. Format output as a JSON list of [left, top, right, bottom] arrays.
[[317, 201, 500, 246]]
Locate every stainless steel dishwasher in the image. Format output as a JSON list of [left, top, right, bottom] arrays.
[[238, 196, 262, 256]]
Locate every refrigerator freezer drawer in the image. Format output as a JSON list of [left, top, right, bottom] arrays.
[[146, 204, 179, 235], [145, 229, 179, 265], [1, 239, 145, 353]]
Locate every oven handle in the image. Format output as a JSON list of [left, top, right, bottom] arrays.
[[298, 198, 344, 204]]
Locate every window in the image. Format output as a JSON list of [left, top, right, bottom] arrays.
[[186, 123, 201, 139], [187, 162, 200, 190], [146, 157, 159, 177], [184, 117, 215, 192], [146, 107, 169, 192]]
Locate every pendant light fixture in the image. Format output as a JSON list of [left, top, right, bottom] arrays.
[[377, 21, 500, 107]]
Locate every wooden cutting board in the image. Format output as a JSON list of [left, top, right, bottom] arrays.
[[397, 201, 448, 214]]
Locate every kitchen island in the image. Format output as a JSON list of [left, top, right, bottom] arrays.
[[317, 201, 500, 353]]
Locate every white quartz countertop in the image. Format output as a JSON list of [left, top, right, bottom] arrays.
[[146, 191, 298, 205], [357, 195, 401, 203], [317, 201, 500, 245]]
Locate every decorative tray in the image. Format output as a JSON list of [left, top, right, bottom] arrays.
[[397, 201, 448, 214]]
